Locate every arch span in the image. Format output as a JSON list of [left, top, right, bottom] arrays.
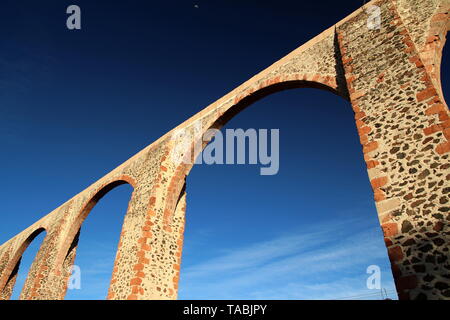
[[177, 86, 397, 299], [161, 77, 350, 232], [211, 78, 348, 131], [54, 176, 137, 299], [0, 227, 47, 300]]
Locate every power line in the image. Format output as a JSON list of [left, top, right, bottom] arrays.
[[332, 289, 397, 300], [335, 290, 397, 300]]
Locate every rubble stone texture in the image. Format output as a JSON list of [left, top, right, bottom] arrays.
[[0, 0, 449, 300]]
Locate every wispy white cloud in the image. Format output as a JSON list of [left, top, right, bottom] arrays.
[[178, 217, 397, 300], [64, 240, 117, 299]]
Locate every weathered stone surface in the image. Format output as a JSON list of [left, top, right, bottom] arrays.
[[0, 0, 448, 300]]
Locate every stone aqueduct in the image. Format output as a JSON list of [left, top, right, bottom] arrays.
[[0, 0, 449, 300]]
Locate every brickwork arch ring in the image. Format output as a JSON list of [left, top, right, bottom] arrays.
[[0, 227, 47, 296], [161, 75, 349, 229], [54, 175, 137, 274], [422, 2, 449, 105]]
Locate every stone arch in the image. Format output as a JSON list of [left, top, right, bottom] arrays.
[[161, 76, 349, 230], [53, 175, 137, 298], [142, 75, 352, 300], [214, 78, 346, 129], [0, 227, 47, 299]]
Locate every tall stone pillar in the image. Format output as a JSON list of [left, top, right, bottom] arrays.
[[337, 0, 450, 299]]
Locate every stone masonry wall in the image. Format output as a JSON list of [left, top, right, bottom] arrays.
[[337, 0, 450, 299]]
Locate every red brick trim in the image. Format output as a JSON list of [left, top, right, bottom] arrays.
[[390, 0, 450, 155]]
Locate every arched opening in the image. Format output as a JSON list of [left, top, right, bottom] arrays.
[[178, 83, 398, 300], [6, 228, 47, 300], [62, 179, 134, 300]]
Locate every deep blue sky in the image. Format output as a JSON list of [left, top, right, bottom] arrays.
[[1, 0, 448, 300]]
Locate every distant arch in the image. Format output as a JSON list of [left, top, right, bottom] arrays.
[[55, 175, 137, 275], [0, 227, 47, 299]]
